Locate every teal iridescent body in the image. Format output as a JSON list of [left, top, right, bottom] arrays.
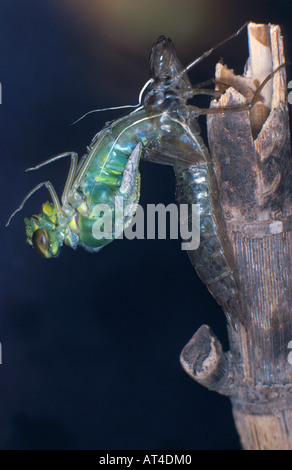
[[22, 109, 159, 257], [66, 109, 158, 251]]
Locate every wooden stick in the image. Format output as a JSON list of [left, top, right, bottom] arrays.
[[180, 23, 292, 450]]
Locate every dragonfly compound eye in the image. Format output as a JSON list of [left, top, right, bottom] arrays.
[[32, 229, 50, 258]]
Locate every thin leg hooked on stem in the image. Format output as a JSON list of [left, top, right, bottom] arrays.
[[192, 88, 224, 99], [191, 64, 285, 118], [193, 78, 231, 92]]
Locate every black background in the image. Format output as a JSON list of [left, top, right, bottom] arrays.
[[0, 0, 291, 450]]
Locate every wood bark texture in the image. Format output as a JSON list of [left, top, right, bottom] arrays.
[[180, 23, 292, 450]]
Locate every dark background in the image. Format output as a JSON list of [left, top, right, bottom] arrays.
[[0, 0, 291, 450]]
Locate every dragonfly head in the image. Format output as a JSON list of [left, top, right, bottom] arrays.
[[24, 202, 65, 258]]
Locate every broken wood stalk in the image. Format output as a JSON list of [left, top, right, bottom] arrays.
[[180, 23, 292, 450]]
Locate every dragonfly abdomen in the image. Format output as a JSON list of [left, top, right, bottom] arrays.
[[175, 163, 242, 327]]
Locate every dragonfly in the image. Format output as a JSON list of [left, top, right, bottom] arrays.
[[6, 23, 283, 326]]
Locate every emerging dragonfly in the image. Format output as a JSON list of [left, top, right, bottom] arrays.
[[6, 23, 283, 324]]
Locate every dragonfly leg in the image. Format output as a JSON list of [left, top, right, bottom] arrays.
[[192, 88, 224, 99], [6, 181, 61, 226], [193, 77, 230, 91], [25, 151, 77, 172], [25, 150, 79, 206], [61, 153, 78, 204], [184, 22, 249, 73], [191, 64, 285, 118], [76, 153, 89, 176], [192, 78, 233, 101]]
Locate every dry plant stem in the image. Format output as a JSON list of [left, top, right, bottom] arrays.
[[180, 23, 292, 450]]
